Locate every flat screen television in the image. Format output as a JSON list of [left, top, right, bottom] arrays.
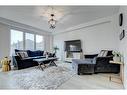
[[64, 40, 82, 52]]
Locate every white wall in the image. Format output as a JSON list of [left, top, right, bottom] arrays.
[[0, 23, 10, 67], [119, 6, 127, 89], [53, 15, 119, 60], [44, 35, 53, 52], [0, 17, 51, 36]]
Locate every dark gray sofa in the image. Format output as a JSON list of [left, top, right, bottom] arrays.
[[72, 50, 120, 75]]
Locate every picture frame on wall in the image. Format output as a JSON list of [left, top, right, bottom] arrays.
[[119, 13, 123, 26], [120, 30, 125, 40]]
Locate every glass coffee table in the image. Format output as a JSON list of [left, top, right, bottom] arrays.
[[33, 57, 58, 71]]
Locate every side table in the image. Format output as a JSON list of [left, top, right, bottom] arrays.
[[0, 57, 11, 72], [109, 61, 123, 84]]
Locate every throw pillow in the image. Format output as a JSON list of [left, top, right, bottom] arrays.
[[16, 52, 22, 58], [98, 50, 105, 57], [24, 52, 28, 58], [103, 50, 108, 57], [17, 52, 25, 59], [16, 52, 28, 59]]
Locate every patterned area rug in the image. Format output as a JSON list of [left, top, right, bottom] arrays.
[[9, 63, 75, 89]]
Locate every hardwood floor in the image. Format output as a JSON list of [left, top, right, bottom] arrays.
[[58, 74, 123, 89], [0, 62, 124, 89]]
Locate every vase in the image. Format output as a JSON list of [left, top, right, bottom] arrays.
[[120, 56, 124, 63], [113, 56, 121, 62], [1, 57, 11, 72], [46, 54, 48, 59]]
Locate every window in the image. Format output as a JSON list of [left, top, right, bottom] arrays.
[[36, 35, 44, 50], [10, 29, 23, 55], [10, 29, 45, 55], [25, 33, 34, 50]]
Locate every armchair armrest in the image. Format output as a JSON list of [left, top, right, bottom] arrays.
[[12, 56, 21, 67], [12, 56, 35, 70], [84, 54, 98, 59]]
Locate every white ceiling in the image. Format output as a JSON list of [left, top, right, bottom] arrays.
[[0, 6, 119, 33]]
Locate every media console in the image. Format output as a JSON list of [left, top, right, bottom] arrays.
[[64, 40, 83, 62], [64, 51, 83, 62]]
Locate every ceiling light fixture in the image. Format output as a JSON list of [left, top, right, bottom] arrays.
[[39, 6, 66, 29], [47, 7, 57, 29], [48, 13, 57, 29]]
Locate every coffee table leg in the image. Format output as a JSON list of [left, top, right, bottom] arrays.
[[109, 76, 111, 81], [51, 60, 57, 67], [38, 62, 44, 71], [43, 63, 47, 68]]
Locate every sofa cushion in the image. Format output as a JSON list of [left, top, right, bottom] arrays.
[[15, 49, 44, 57], [72, 59, 95, 64], [84, 54, 98, 59], [28, 50, 44, 57], [34, 50, 44, 56], [107, 50, 113, 56], [26, 50, 31, 57], [15, 49, 27, 54], [28, 51, 35, 57], [23, 56, 45, 60]]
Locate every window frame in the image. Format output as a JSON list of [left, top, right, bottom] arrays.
[[10, 29, 24, 55], [10, 29, 45, 55], [25, 32, 35, 50], [35, 34, 44, 50]]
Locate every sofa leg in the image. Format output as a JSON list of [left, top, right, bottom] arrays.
[[78, 72, 81, 75], [114, 72, 119, 74]]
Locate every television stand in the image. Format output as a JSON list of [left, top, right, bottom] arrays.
[[64, 51, 83, 62]]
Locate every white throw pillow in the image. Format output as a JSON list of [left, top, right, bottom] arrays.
[[103, 50, 108, 57], [17, 52, 28, 59], [98, 50, 104, 57], [24, 52, 28, 58]]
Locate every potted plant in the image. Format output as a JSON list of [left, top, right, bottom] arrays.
[[53, 46, 59, 54], [112, 51, 121, 62]]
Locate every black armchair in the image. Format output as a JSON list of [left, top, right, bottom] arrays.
[[94, 56, 120, 73], [84, 50, 120, 74]]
